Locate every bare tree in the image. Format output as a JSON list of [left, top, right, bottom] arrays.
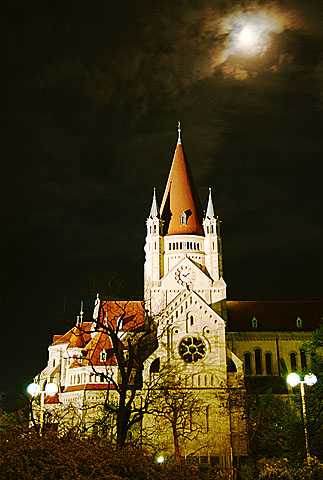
[[146, 364, 205, 463], [81, 299, 158, 448]]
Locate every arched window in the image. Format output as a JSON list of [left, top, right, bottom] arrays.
[[227, 358, 237, 373], [265, 352, 272, 375], [244, 353, 252, 375], [190, 315, 194, 326], [300, 350, 307, 370], [251, 316, 258, 329], [290, 352, 297, 372], [296, 316, 303, 328], [205, 405, 210, 432], [150, 358, 160, 374], [255, 349, 262, 375]]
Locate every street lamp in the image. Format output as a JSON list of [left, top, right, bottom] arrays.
[[27, 382, 58, 435], [286, 372, 317, 463], [156, 454, 165, 464]]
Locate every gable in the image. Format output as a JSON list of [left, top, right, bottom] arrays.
[[161, 256, 212, 291]]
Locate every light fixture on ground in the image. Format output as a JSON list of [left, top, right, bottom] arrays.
[[156, 455, 165, 464], [27, 382, 58, 435], [286, 372, 317, 463]]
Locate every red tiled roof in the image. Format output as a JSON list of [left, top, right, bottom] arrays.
[[98, 300, 145, 331], [82, 331, 117, 366], [226, 300, 323, 332], [160, 142, 203, 236], [52, 335, 63, 343], [51, 322, 92, 348], [44, 393, 60, 404], [64, 383, 116, 392]]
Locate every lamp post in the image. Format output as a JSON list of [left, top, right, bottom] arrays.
[[27, 382, 58, 435], [286, 372, 317, 463]]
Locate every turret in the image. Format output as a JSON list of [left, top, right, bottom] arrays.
[[144, 188, 164, 295], [203, 188, 221, 281]]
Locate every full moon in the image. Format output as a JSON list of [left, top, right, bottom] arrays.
[[238, 25, 260, 50], [221, 10, 284, 58]]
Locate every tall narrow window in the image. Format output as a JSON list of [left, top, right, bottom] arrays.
[[251, 316, 258, 329], [190, 315, 194, 326], [300, 350, 307, 370], [255, 349, 262, 375], [150, 358, 160, 374], [205, 405, 209, 432], [290, 352, 297, 372], [244, 352, 252, 375], [265, 352, 272, 375], [296, 316, 303, 328]]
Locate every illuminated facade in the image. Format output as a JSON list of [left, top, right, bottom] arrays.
[[35, 124, 322, 467]]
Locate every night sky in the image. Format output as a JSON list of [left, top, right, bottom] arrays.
[[3, 1, 323, 407]]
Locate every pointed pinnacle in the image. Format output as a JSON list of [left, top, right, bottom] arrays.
[[206, 187, 215, 219], [149, 187, 159, 218]]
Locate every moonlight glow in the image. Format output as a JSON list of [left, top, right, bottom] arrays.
[[237, 25, 262, 52], [221, 10, 285, 58]]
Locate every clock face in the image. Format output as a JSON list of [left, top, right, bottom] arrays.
[[175, 266, 193, 286]]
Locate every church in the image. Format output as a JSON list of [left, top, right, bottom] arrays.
[[34, 124, 322, 467]]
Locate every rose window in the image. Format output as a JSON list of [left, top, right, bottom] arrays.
[[179, 336, 206, 363]]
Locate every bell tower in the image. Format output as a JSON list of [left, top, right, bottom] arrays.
[[144, 123, 226, 315]]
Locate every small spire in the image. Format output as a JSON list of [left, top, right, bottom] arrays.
[[93, 293, 100, 321], [206, 187, 215, 219], [177, 121, 181, 145], [76, 315, 80, 326], [79, 300, 84, 323], [149, 187, 159, 218]]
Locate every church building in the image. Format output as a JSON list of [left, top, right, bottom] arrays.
[[34, 124, 322, 467]]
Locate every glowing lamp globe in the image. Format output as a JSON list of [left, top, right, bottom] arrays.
[[304, 373, 317, 386], [287, 372, 300, 387], [27, 383, 41, 396], [156, 455, 165, 464], [45, 383, 58, 396]]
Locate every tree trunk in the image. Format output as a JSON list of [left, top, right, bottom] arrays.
[[116, 394, 131, 449], [172, 422, 182, 464]]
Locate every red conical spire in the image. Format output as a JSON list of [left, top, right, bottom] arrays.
[[160, 123, 203, 236]]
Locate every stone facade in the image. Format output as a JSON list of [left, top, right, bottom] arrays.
[[33, 126, 322, 468]]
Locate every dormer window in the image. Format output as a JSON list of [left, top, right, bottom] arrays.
[[180, 209, 192, 225], [251, 316, 258, 329], [296, 316, 303, 329], [100, 350, 107, 362]]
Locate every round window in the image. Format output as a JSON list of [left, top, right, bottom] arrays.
[[179, 336, 206, 363]]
